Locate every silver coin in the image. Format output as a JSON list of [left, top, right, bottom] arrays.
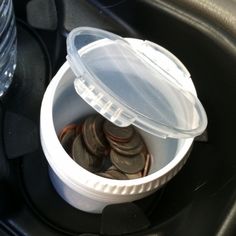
[[125, 172, 143, 180], [101, 157, 113, 171], [114, 132, 143, 151], [97, 169, 128, 180], [106, 165, 119, 171], [110, 149, 146, 174], [97, 172, 114, 179], [103, 120, 134, 143], [93, 115, 107, 147], [72, 134, 103, 172], [106, 169, 128, 180], [108, 132, 145, 156], [72, 134, 90, 170], [83, 116, 108, 157]]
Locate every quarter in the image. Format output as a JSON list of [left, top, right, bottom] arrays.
[[92, 115, 108, 147], [108, 132, 145, 156], [83, 116, 108, 157], [72, 134, 103, 172], [125, 172, 143, 180], [106, 169, 128, 180], [103, 120, 134, 143], [110, 149, 145, 174]]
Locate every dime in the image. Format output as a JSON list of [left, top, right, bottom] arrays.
[[110, 149, 146, 174], [72, 134, 103, 172], [103, 120, 134, 143], [60, 128, 76, 156]]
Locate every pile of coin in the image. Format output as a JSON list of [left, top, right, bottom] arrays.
[[59, 115, 151, 180]]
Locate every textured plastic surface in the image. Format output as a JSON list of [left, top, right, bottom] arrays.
[[67, 27, 207, 138]]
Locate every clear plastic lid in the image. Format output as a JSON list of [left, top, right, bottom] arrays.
[[66, 27, 207, 138]]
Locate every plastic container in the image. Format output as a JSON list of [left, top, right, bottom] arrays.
[[0, 0, 17, 97], [40, 27, 207, 213]]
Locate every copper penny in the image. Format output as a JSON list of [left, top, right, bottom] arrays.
[[59, 124, 78, 141]]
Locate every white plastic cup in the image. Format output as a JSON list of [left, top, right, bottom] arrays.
[[40, 61, 194, 213]]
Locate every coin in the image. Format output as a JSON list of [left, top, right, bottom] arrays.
[[110, 149, 146, 174], [83, 116, 108, 157], [60, 128, 76, 156], [59, 124, 78, 141], [75, 124, 83, 135], [125, 172, 143, 180], [72, 134, 103, 172], [108, 132, 145, 156], [142, 153, 151, 177], [106, 169, 128, 180], [97, 172, 114, 179], [106, 165, 119, 171], [72, 134, 89, 170], [113, 132, 143, 151], [103, 120, 134, 143], [101, 156, 113, 171], [59, 115, 152, 180], [92, 115, 108, 147], [97, 169, 128, 180]]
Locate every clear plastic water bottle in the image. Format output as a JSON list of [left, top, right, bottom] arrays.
[[0, 0, 16, 97]]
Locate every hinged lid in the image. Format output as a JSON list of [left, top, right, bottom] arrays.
[[66, 27, 207, 138]]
